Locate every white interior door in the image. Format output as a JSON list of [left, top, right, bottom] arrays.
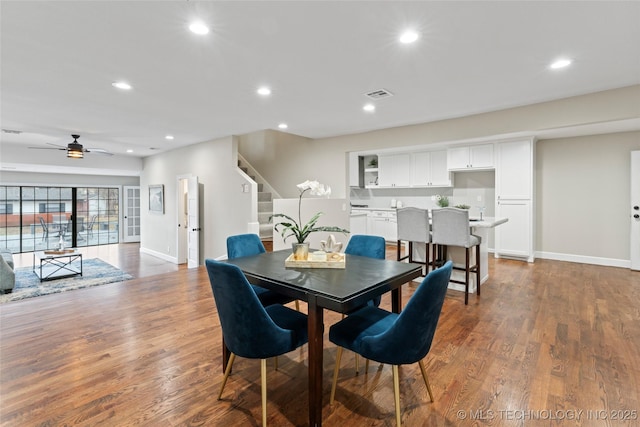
[[187, 176, 200, 269], [122, 186, 141, 243], [631, 151, 640, 270]]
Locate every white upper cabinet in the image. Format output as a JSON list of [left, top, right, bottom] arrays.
[[348, 152, 363, 187], [411, 150, 452, 187], [447, 143, 494, 170], [496, 139, 532, 199], [378, 153, 411, 188]]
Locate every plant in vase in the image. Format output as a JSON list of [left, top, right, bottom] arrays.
[[436, 195, 449, 207], [271, 180, 349, 260]]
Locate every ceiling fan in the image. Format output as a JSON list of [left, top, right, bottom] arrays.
[[28, 134, 113, 159]]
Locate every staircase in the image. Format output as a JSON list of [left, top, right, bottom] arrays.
[[237, 159, 274, 242]]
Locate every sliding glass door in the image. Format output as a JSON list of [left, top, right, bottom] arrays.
[[0, 185, 120, 253]]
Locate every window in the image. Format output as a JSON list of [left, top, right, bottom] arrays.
[[38, 203, 66, 213], [0, 185, 120, 253]]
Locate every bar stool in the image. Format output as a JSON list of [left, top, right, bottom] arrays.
[[396, 207, 431, 276], [431, 207, 481, 305]]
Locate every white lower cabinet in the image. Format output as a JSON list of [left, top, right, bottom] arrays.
[[349, 212, 368, 235], [367, 211, 397, 241], [495, 200, 533, 261]]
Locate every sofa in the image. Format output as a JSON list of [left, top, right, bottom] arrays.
[[1, 250, 15, 294]]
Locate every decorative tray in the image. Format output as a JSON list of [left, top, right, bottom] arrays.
[[285, 252, 346, 269], [44, 249, 76, 255]]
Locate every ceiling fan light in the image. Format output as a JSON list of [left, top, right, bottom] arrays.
[[67, 149, 84, 159], [67, 142, 84, 159]]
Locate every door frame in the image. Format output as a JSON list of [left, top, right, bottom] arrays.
[[175, 174, 199, 267], [631, 151, 640, 270]]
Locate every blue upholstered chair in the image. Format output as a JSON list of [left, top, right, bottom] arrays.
[[227, 233, 299, 309], [329, 261, 453, 426], [344, 235, 386, 309], [205, 259, 309, 427], [340, 234, 387, 373]]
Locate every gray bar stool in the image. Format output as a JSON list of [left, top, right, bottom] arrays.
[[431, 207, 481, 305], [396, 207, 431, 276]]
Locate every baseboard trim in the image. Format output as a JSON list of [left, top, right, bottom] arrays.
[[535, 251, 630, 269], [139, 247, 179, 264]]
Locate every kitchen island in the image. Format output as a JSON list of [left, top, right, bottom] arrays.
[[349, 208, 507, 294]]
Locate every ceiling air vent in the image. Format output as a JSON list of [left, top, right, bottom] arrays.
[[365, 89, 394, 100]]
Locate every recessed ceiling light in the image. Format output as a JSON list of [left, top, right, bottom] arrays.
[[257, 87, 272, 96], [126, 149, 133, 153], [165, 135, 174, 140], [363, 103, 375, 112], [399, 30, 419, 44], [112, 81, 132, 90], [550, 58, 572, 69], [278, 123, 288, 129], [189, 21, 209, 35]]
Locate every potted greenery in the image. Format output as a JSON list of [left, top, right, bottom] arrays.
[[271, 180, 350, 260]]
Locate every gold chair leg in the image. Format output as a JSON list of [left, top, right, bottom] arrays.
[[218, 352, 236, 399], [355, 353, 359, 374], [295, 300, 300, 311], [330, 347, 343, 404], [392, 365, 401, 426], [418, 360, 434, 402], [274, 356, 278, 371], [365, 358, 369, 373], [261, 358, 268, 427]]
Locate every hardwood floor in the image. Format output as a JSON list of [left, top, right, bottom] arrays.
[[1, 244, 639, 426]]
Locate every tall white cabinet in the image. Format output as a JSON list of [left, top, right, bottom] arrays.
[[495, 138, 536, 262]]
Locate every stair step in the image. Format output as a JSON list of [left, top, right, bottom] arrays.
[[258, 201, 273, 212], [258, 192, 272, 202], [258, 212, 272, 223]]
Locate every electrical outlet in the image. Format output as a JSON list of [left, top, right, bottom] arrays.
[[431, 195, 436, 201], [477, 195, 482, 201]]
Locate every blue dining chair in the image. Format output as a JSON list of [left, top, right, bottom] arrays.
[[340, 234, 387, 373], [329, 261, 453, 426], [227, 233, 299, 310], [344, 234, 386, 308], [205, 259, 309, 427]]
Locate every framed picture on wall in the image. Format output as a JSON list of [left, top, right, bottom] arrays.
[[149, 184, 164, 214]]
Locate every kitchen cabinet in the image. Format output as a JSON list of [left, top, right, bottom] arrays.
[[496, 139, 532, 199], [348, 153, 364, 188], [411, 150, 452, 187], [349, 211, 368, 235], [495, 200, 531, 258], [367, 210, 397, 241], [447, 143, 494, 170], [495, 138, 535, 262], [378, 154, 411, 188]]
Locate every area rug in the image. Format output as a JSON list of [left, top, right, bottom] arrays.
[[1, 258, 133, 303]]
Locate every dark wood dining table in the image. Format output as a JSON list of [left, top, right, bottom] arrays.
[[224, 249, 423, 427]]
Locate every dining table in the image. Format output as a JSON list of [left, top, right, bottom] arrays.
[[224, 248, 423, 427]]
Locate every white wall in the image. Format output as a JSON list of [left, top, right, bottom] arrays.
[[0, 171, 139, 187], [536, 131, 640, 263], [140, 135, 254, 262]]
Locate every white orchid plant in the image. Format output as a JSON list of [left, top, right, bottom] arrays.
[[271, 180, 350, 244]]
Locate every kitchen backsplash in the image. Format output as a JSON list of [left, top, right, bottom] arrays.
[[350, 171, 495, 217]]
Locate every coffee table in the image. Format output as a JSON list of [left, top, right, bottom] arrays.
[[33, 250, 83, 281]]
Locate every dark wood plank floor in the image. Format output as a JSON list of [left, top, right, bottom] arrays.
[[2, 243, 639, 426]]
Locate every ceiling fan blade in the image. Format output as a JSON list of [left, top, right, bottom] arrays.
[[28, 146, 66, 150], [47, 142, 67, 149], [86, 148, 114, 156]]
